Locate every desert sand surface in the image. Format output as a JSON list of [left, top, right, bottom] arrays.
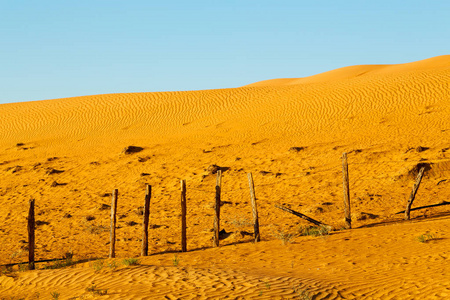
[[1, 55, 450, 299]]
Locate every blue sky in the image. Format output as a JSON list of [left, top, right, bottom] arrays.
[[1, 1, 449, 104]]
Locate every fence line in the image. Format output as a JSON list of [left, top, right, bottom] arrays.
[[2, 152, 450, 270]]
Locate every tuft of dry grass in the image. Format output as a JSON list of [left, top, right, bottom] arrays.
[[417, 233, 438, 243], [271, 228, 294, 245], [228, 215, 253, 228], [298, 225, 331, 237], [91, 259, 104, 272], [83, 220, 108, 235], [42, 257, 76, 270], [86, 282, 108, 295], [122, 258, 140, 266]]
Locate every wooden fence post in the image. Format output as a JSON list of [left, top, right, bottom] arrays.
[[405, 167, 426, 220], [141, 185, 152, 256], [181, 180, 187, 252], [247, 173, 260, 242], [28, 199, 35, 270], [109, 189, 118, 258], [342, 152, 351, 229], [213, 170, 222, 247]]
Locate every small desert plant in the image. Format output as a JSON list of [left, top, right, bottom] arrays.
[[91, 259, 104, 272], [43, 257, 75, 270], [298, 225, 330, 237], [122, 258, 139, 266], [83, 221, 108, 235], [86, 282, 108, 295], [108, 260, 118, 270], [293, 285, 312, 300], [60, 257, 75, 268], [18, 263, 28, 272], [172, 254, 180, 266], [2, 265, 14, 274], [417, 233, 437, 243], [229, 215, 253, 228], [271, 229, 293, 245], [50, 291, 60, 300], [10, 249, 24, 261], [44, 260, 62, 269]]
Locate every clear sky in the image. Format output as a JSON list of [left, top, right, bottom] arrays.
[[1, 1, 449, 104]]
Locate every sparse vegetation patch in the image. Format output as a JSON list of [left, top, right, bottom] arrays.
[[271, 229, 294, 245], [91, 259, 104, 272], [229, 215, 253, 228], [417, 233, 437, 243], [83, 221, 108, 235], [293, 285, 312, 300], [43, 257, 76, 270], [50, 291, 60, 300], [298, 225, 330, 237], [172, 254, 180, 266], [86, 282, 108, 295], [122, 258, 139, 266]]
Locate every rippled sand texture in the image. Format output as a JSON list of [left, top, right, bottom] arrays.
[[1, 55, 450, 299]]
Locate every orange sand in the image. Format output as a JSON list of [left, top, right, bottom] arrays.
[[0, 55, 449, 299]]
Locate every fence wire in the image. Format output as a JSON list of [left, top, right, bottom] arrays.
[[2, 154, 450, 267]]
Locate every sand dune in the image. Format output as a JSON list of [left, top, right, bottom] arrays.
[[1, 55, 449, 299], [246, 55, 450, 86], [1, 217, 449, 299]]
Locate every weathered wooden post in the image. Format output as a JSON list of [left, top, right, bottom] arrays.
[[342, 152, 351, 229], [213, 170, 222, 247], [247, 173, 260, 242], [141, 184, 152, 256], [181, 180, 187, 252], [27, 199, 35, 270], [109, 189, 118, 258], [275, 205, 333, 230], [405, 167, 426, 220]]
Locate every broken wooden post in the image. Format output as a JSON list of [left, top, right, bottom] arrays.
[[109, 189, 118, 258], [141, 184, 152, 256], [247, 173, 260, 242], [27, 199, 35, 270], [181, 180, 187, 252], [342, 152, 351, 228], [275, 205, 332, 230], [213, 170, 222, 247], [405, 167, 426, 220]]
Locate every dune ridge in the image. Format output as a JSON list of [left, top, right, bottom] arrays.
[[246, 55, 450, 86], [0, 55, 449, 299]]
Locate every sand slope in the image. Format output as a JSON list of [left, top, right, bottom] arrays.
[[1, 217, 449, 299], [246, 55, 450, 86], [1, 55, 450, 299]]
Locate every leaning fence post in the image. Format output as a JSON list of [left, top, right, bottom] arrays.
[[275, 205, 332, 230], [342, 152, 351, 229], [181, 180, 187, 252], [213, 170, 222, 247], [28, 199, 35, 270], [141, 185, 152, 256], [247, 173, 260, 242], [109, 189, 118, 258], [405, 167, 426, 220]]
